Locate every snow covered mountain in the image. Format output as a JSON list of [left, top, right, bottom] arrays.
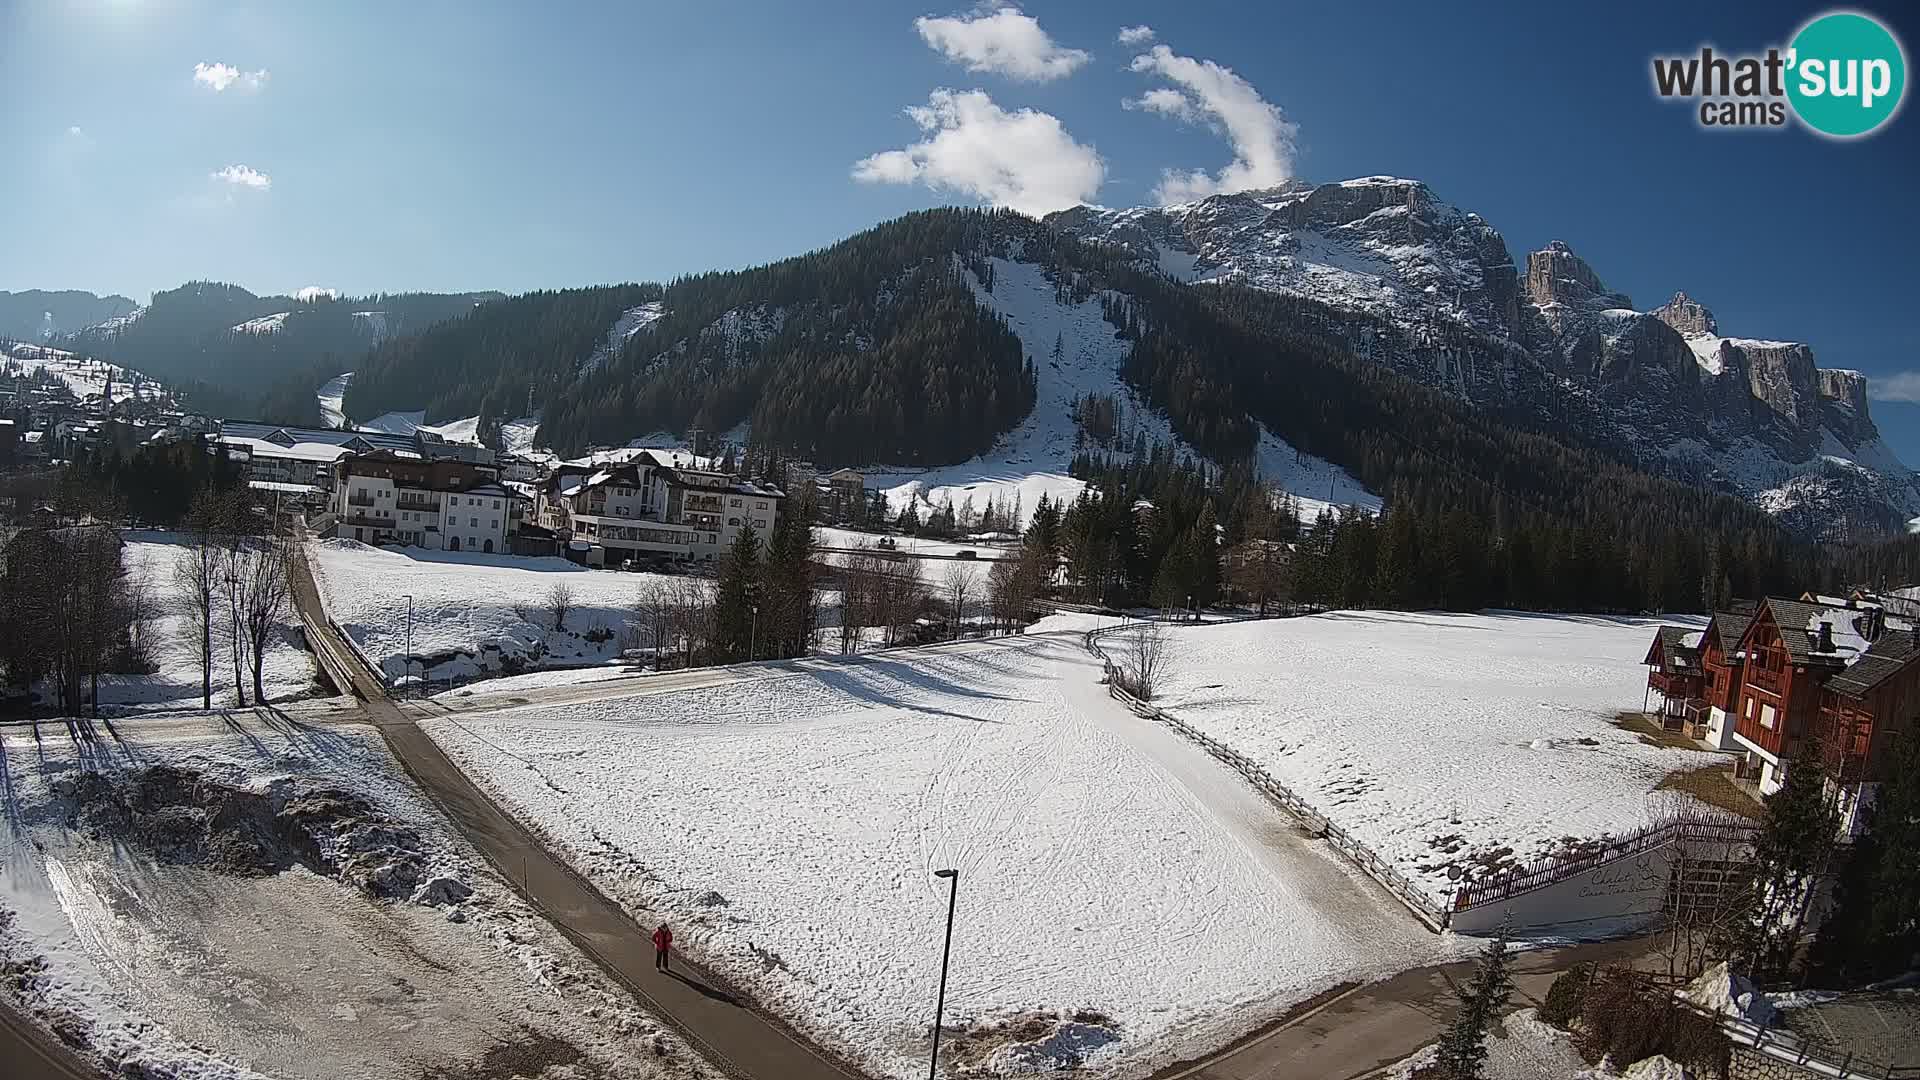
[[1047, 178, 1919, 538]]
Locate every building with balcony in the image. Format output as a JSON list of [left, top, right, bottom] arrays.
[[1644, 625, 1707, 730], [534, 451, 783, 566], [1728, 597, 1905, 797], [324, 449, 519, 554]]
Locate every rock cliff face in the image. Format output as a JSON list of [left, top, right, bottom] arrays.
[[1652, 291, 1718, 337], [1048, 178, 1920, 536]]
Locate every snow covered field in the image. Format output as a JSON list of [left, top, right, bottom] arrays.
[[423, 631, 1453, 1078], [1109, 611, 1720, 906], [71, 533, 321, 713], [0, 714, 710, 1080], [307, 539, 672, 684]]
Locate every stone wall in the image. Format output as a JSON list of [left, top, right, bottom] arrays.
[[1729, 1044, 1822, 1080]]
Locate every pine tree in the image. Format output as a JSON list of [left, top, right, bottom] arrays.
[[1373, 502, 1421, 609], [1719, 739, 1840, 981], [1811, 726, 1920, 986], [1434, 925, 1514, 1079], [1190, 501, 1221, 608], [713, 525, 761, 661]]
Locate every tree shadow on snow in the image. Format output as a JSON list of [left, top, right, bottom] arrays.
[[809, 665, 1006, 726]]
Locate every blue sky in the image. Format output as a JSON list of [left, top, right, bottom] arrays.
[[4, 1, 1918, 455]]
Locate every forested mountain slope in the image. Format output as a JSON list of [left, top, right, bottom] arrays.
[[62, 283, 496, 422]]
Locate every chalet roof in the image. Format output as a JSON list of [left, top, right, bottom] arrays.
[[1761, 598, 1840, 665], [1649, 625, 1704, 673], [1707, 611, 1751, 656], [1827, 629, 1920, 699]]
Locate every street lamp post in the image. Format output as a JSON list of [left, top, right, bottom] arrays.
[[403, 594, 414, 697], [750, 602, 759, 662], [927, 868, 959, 1080]]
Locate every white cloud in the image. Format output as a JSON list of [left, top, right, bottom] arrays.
[[1127, 43, 1298, 204], [1117, 25, 1155, 45], [852, 89, 1104, 216], [1868, 372, 1920, 405], [295, 286, 338, 302], [211, 164, 272, 190], [193, 61, 269, 92], [1125, 87, 1201, 122], [915, 6, 1090, 82]]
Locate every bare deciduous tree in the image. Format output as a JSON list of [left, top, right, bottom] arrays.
[[1123, 619, 1172, 701], [547, 581, 576, 631], [944, 561, 975, 640], [667, 577, 715, 667], [1646, 792, 1763, 981], [239, 535, 295, 704]]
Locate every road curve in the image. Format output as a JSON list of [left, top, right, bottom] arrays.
[[289, 543, 865, 1080], [0, 998, 102, 1080]]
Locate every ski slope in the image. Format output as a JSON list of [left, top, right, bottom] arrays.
[[1109, 611, 1722, 905], [865, 256, 1377, 527], [317, 372, 352, 429], [422, 630, 1451, 1078]]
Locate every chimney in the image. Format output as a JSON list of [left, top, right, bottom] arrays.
[[1816, 621, 1835, 652]]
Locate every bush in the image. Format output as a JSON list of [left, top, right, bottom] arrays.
[[1539, 963, 1595, 1027], [1575, 967, 1729, 1078]]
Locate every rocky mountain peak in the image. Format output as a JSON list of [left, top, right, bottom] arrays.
[[1525, 241, 1632, 315], [1651, 291, 1718, 337]]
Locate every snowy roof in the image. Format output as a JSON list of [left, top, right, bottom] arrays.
[[1826, 630, 1920, 699], [247, 480, 321, 495], [217, 436, 355, 463]]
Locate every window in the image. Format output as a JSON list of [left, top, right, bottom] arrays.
[[730, 497, 742, 507], [756, 500, 767, 510], [1760, 703, 1777, 730], [1745, 697, 1756, 720], [490, 519, 498, 530], [492, 499, 501, 509], [470, 517, 479, 527], [755, 518, 767, 529], [728, 517, 740, 527]]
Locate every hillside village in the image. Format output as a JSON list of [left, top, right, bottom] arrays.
[[3, 340, 1918, 1080]]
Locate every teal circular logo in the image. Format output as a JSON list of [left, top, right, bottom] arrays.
[[1787, 11, 1907, 137]]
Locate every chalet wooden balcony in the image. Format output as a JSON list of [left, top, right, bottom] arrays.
[[1647, 670, 1704, 697], [1746, 665, 1785, 695], [346, 494, 376, 508]]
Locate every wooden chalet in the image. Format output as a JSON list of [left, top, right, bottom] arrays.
[[1694, 610, 1752, 750], [1816, 626, 1920, 835], [1643, 626, 1707, 729], [1732, 597, 1892, 796]]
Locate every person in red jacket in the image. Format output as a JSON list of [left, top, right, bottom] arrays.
[[652, 923, 673, 972]]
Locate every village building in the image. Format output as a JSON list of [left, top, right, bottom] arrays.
[[322, 450, 518, 554], [534, 451, 783, 566], [1646, 595, 1919, 833], [1696, 610, 1752, 751], [1643, 625, 1707, 730]]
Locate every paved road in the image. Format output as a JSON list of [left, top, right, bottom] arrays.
[[289, 546, 862, 1080], [1157, 935, 1653, 1079], [0, 998, 101, 1080]]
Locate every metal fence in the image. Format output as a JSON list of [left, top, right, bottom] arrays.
[[1082, 620, 1452, 932]]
